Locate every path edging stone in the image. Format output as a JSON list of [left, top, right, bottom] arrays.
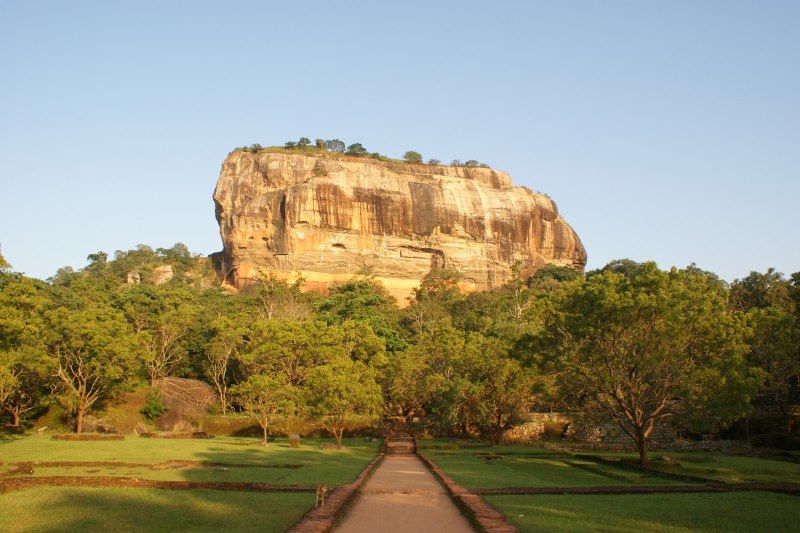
[[418, 452, 519, 533], [288, 450, 386, 533]]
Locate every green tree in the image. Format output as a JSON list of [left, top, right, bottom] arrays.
[[241, 320, 346, 387], [427, 159, 441, 165], [747, 306, 800, 430], [730, 268, 795, 313], [46, 307, 141, 433], [413, 267, 463, 304], [346, 143, 368, 156], [318, 278, 406, 353], [0, 274, 52, 425], [325, 139, 345, 153], [205, 315, 248, 414], [474, 342, 542, 443], [114, 285, 198, 383], [305, 358, 382, 448], [247, 274, 313, 321], [297, 137, 311, 148], [231, 374, 295, 445], [315, 138, 326, 150], [403, 151, 422, 163], [537, 263, 757, 464]]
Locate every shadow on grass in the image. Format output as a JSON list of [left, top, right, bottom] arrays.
[[1, 486, 311, 532], [181, 437, 381, 487]]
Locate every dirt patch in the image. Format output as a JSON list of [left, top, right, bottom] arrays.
[[139, 432, 214, 439], [473, 483, 800, 496], [0, 476, 316, 494], [52, 434, 124, 441]]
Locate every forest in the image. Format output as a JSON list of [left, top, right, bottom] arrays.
[[1, 244, 798, 464]]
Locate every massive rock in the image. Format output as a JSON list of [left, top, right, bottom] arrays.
[[213, 150, 586, 303]]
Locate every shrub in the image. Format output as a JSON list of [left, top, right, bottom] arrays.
[[140, 390, 168, 421], [427, 159, 441, 165], [451, 159, 462, 166], [298, 137, 311, 148], [403, 151, 423, 163], [239, 144, 262, 153], [315, 139, 326, 149]]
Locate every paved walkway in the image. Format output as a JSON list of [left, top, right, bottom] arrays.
[[334, 454, 475, 533]]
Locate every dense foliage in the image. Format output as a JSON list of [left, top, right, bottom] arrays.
[[1, 245, 797, 462]]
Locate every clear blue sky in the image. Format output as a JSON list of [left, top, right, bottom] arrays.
[[2, 1, 798, 281]]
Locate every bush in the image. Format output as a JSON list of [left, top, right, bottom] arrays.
[[403, 151, 423, 163], [427, 159, 441, 165], [140, 391, 168, 421], [346, 143, 368, 156]]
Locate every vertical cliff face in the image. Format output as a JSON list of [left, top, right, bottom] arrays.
[[213, 150, 586, 303]]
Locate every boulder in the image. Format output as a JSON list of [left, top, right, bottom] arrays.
[[213, 151, 586, 303]]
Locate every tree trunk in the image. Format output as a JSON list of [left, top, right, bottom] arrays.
[[335, 428, 343, 449], [635, 426, 648, 465], [76, 406, 85, 434], [262, 425, 268, 445], [12, 410, 20, 426]]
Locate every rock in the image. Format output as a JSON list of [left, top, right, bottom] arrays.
[[152, 265, 174, 285], [213, 150, 586, 303], [154, 377, 216, 432], [126, 271, 141, 284]]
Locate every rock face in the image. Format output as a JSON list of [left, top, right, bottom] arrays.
[[213, 150, 586, 303]]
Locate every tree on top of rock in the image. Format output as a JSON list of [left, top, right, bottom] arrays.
[[325, 139, 345, 153], [403, 151, 422, 163], [346, 143, 368, 156]]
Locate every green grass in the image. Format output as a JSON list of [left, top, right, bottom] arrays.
[[607, 453, 800, 484], [0, 434, 380, 530], [486, 492, 800, 532], [422, 446, 686, 488], [0, 434, 379, 486], [0, 487, 309, 532], [0, 436, 380, 487]]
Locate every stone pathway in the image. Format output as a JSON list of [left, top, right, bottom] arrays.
[[333, 454, 475, 533]]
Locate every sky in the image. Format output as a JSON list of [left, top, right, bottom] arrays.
[[1, 1, 798, 282]]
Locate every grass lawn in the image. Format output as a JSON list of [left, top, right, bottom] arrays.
[[0, 434, 380, 486], [0, 434, 380, 531], [0, 486, 310, 532], [420, 445, 686, 488], [601, 452, 800, 484], [486, 492, 800, 532]]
